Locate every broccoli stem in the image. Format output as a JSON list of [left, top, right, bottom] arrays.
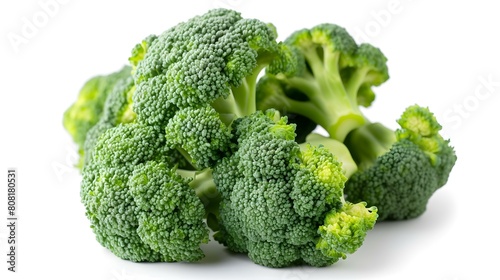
[[211, 92, 243, 122], [176, 168, 221, 221], [344, 67, 370, 102], [276, 47, 366, 141], [344, 122, 396, 171], [212, 59, 271, 122]]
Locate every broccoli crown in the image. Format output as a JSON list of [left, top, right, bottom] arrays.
[[212, 110, 377, 267], [127, 8, 280, 169], [63, 66, 131, 152], [81, 123, 210, 262], [344, 105, 457, 220], [258, 23, 390, 141], [133, 8, 279, 127]]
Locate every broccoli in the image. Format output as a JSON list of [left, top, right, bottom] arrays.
[[76, 9, 291, 263], [64, 7, 456, 268], [212, 110, 377, 267], [81, 123, 212, 261], [132, 8, 280, 169], [344, 105, 457, 220], [71, 9, 377, 266], [258, 24, 389, 142], [257, 23, 456, 221], [63, 66, 132, 167]]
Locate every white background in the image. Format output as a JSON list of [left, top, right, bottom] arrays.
[[1, 0, 499, 279]]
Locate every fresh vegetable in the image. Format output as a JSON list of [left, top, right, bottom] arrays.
[[63, 7, 456, 267], [343, 105, 457, 220]]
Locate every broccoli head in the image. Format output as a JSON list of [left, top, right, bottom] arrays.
[[344, 105, 457, 220], [257, 22, 456, 221], [258, 24, 389, 141], [81, 123, 213, 262], [212, 110, 377, 267]]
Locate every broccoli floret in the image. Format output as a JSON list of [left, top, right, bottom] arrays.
[[81, 123, 213, 262], [63, 66, 132, 165], [165, 105, 232, 170], [300, 133, 358, 178], [133, 9, 279, 121], [212, 110, 377, 267], [132, 8, 280, 166], [344, 105, 457, 220], [258, 24, 389, 141], [129, 161, 209, 261]]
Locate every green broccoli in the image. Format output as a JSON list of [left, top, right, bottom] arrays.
[[81, 123, 212, 262], [258, 24, 389, 142], [132, 8, 280, 169], [63, 7, 457, 268], [63, 66, 132, 166], [77, 8, 287, 263], [212, 110, 377, 267], [344, 105, 457, 220]]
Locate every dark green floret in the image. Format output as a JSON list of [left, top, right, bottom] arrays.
[[212, 110, 377, 267], [344, 105, 457, 220]]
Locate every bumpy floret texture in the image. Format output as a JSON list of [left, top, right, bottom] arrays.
[[133, 8, 278, 127], [213, 110, 377, 267], [81, 124, 209, 262], [165, 105, 231, 169], [64, 66, 132, 166], [345, 106, 457, 220]]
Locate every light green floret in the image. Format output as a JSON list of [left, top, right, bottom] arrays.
[[317, 202, 377, 258], [63, 66, 132, 166], [82, 75, 136, 167]]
